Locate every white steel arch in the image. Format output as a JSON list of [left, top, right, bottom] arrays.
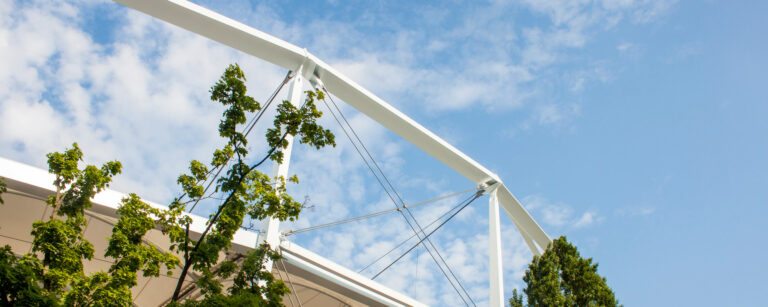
[[113, 0, 552, 305]]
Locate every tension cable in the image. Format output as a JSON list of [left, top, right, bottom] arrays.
[[320, 88, 476, 306], [372, 190, 483, 279], [283, 187, 477, 236], [187, 70, 294, 213], [319, 90, 468, 304], [357, 191, 480, 273]]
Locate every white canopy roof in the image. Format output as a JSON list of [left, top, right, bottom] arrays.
[[0, 157, 425, 306]]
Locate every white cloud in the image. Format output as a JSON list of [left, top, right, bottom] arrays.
[[0, 0, 675, 304], [537, 103, 577, 126], [523, 194, 601, 229], [617, 42, 634, 52], [0, 0, 287, 202], [616, 205, 656, 216], [573, 211, 601, 228]]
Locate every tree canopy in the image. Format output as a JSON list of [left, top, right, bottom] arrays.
[[509, 236, 621, 307], [0, 143, 179, 306], [0, 64, 335, 306]]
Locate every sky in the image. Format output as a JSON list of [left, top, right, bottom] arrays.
[[1, 0, 767, 305]]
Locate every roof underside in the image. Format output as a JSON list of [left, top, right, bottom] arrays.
[[0, 158, 423, 306]]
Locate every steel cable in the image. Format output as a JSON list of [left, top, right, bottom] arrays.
[[372, 191, 482, 279], [187, 70, 294, 213], [283, 187, 477, 236], [320, 88, 475, 306], [357, 191, 479, 273]]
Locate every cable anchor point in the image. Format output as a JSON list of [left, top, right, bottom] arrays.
[[479, 179, 501, 195]]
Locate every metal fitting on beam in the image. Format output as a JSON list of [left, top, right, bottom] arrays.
[[479, 179, 501, 195], [310, 77, 324, 91]]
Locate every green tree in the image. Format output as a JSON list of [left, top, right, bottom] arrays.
[[0, 246, 57, 305], [0, 63, 335, 306], [0, 143, 183, 306], [0, 177, 6, 204], [168, 64, 334, 305], [509, 236, 620, 307]]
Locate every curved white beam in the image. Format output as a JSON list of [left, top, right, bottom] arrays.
[[497, 184, 549, 255], [115, 0, 497, 184], [114, 0, 550, 254]]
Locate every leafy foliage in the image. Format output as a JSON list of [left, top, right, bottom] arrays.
[[509, 288, 524, 307], [0, 246, 57, 305], [0, 63, 332, 306], [170, 63, 335, 304], [176, 244, 287, 307], [0, 177, 6, 204], [510, 236, 620, 307], [35, 144, 122, 296], [0, 143, 181, 306]]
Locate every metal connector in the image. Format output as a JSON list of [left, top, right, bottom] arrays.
[[479, 179, 501, 195]]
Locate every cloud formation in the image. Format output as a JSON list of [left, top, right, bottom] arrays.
[[0, 0, 675, 304], [524, 194, 603, 229]]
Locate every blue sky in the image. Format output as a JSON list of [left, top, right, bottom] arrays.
[[1, 0, 766, 305]]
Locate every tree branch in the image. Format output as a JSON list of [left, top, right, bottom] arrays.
[[170, 131, 289, 302]]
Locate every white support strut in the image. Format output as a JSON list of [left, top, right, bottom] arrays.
[[114, 0, 551, 256], [111, 1, 555, 305], [258, 69, 304, 266], [489, 189, 504, 307]]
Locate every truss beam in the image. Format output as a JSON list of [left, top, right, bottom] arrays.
[[114, 0, 550, 256]]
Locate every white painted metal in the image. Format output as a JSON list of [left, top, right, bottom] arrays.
[[280, 240, 428, 307], [258, 70, 304, 270], [497, 186, 547, 254], [114, 0, 551, 256], [489, 189, 504, 307]]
